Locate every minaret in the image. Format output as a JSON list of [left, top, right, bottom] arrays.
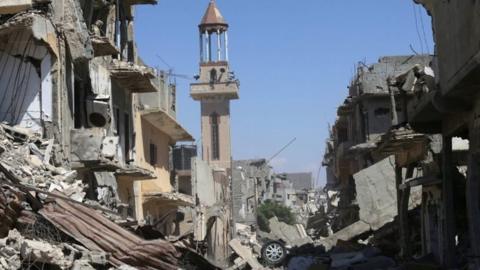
[[191, 0, 239, 171]]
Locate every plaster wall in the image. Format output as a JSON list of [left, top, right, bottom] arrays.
[[137, 117, 173, 194], [201, 99, 232, 169]]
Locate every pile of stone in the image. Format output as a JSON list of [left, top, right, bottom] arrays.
[[0, 124, 180, 270]]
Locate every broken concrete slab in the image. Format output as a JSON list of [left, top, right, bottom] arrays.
[[0, 0, 32, 15], [19, 239, 70, 268], [318, 221, 371, 251], [353, 156, 422, 230], [264, 217, 313, 247], [91, 36, 119, 57], [229, 238, 263, 270], [70, 129, 104, 163], [62, 0, 94, 62]]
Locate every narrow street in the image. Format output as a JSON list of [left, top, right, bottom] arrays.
[[0, 0, 477, 269]]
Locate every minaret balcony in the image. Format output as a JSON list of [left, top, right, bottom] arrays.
[[190, 81, 239, 100]]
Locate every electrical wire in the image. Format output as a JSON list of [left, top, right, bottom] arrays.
[[418, 5, 431, 54], [412, 2, 425, 55]]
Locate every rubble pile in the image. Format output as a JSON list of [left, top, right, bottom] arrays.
[[0, 124, 181, 270]]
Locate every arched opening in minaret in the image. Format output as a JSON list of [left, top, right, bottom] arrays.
[[210, 112, 220, 160], [200, 30, 228, 63], [210, 68, 218, 83]]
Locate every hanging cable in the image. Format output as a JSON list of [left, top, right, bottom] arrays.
[[418, 5, 431, 54], [412, 2, 425, 54]]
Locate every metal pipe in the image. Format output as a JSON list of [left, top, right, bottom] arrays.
[[205, 31, 210, 62], [199, 32, 204, 63], [388, 78, 399, 126], [217, 30, 221, 61], [224, 31, 229, 61], [208, 32, 212, 62]]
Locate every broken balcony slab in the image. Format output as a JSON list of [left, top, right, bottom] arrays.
[[70, 128, 105, 164], [0, 0, 49, 15], [0, 12, 59, 56], [353, 156, 422, 231], [0, 0, 32, 14], [142, 192, 194, 207], [70, 129, 154, 178], [109, 60, 159, 93], [375, 127, 428, 166], [91, 35, 119, 57], [115, 164, 156, 180], [140, 109, 194, 143]]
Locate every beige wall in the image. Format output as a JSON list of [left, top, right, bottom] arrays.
[[117, 112, 176, 221], [201, 99, 232, 169], [116, 176, 138, 217], [136, 116, 173, 194]]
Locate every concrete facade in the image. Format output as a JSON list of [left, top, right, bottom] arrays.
[[190, 1, 239, 171]]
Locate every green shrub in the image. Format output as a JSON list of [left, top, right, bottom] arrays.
[[257, 200, 295, 232]]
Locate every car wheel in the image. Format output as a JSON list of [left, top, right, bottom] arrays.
[[261, 240, 286, 266]]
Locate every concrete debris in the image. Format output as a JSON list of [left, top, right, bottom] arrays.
[[261, 217, 312, 248], [229, 238, 264, 270], [0, 229, 101, 270], [0, 120, 206, 270], [354, 156, 422, 231]]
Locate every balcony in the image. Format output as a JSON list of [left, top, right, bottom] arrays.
[[0, 0, 33, 15], [140, 109, 194, 143], [137, 76, 176, 118], [109, 60, 158, 93], [0, 13, 58, 55], [70, 129, 154, 178], [190, 81, 239, 100], [91, 36, 118, 57]]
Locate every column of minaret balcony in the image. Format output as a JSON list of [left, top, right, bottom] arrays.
[[199, 28, 229, 63]]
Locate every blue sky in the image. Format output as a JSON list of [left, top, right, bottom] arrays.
[[135, 1, 434, 187]]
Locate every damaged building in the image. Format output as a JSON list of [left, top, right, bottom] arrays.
[[321, 55, 432, 232], [0, 0, 222, 269], [318, 1, 480, 268]]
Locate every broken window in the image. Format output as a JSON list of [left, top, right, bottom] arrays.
[[149, 143, 157, 166], [374, 107, 390, 117], [210, 113, 220, 160]]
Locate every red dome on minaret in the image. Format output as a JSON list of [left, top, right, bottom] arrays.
[[199, 0, 228, 32]]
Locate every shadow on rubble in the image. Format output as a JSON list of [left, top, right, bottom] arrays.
[[283, 241, 441, 270]]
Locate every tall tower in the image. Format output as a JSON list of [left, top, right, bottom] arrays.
[[191, 0, 239, 171]]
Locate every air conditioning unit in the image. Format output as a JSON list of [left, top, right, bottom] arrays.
[[86, 95, 111, 128]]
